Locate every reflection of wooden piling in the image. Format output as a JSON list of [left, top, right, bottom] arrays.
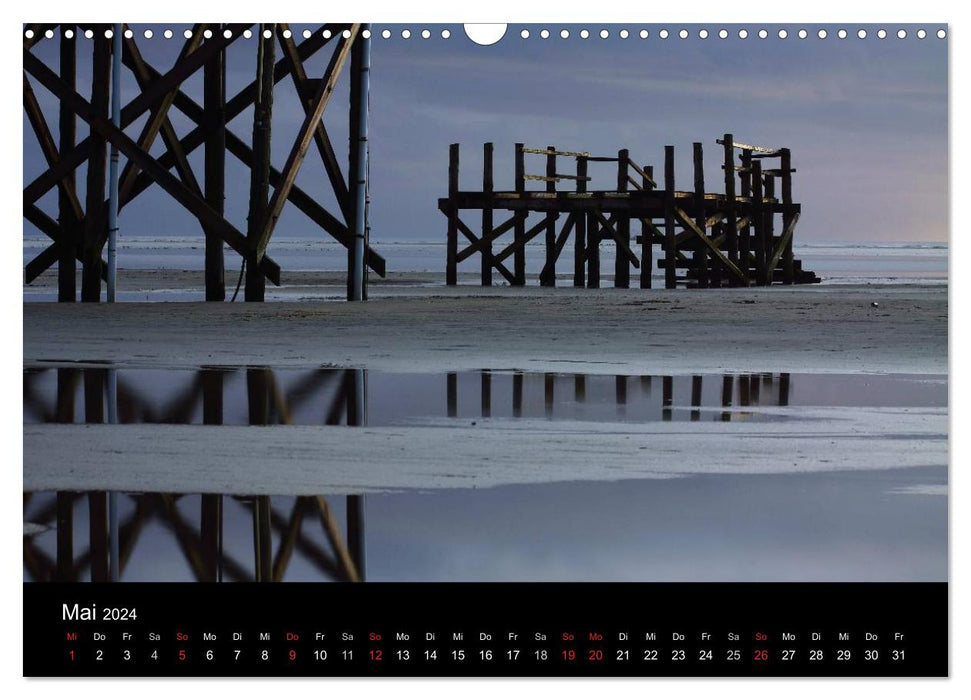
[[446, 144, 459, 286], [253, 496, 272, 581], [615, 375, 627, 405], [247, 368, 270, 424], [201, 370, 223, 582], [690, 375, 702, 421], [55, 492, 74, 581], [446, 372, 457, 417], [574, 374, 586, 402], [739, 375, 751, 406], [84, 368, 104, 423], [573, 157, 587, 287], [346, 495, 366, 581], [512, 372, 523, 417], [721, 374, 733, 421], [544, 373, 555, 418], [750, 373, 761, 404], [779, 372, 791, 406], [481, 371, 491, 417], [56, 368, 77, 422], [88, 491, 108, 581], [662, 375, 673, 420]]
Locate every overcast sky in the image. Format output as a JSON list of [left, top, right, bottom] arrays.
[[24, 24, 947, 246]]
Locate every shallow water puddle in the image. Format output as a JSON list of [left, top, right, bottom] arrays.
[[22, 366, 946, 426]]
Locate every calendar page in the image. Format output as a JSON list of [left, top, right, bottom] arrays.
[[21, 18, 948, 679]]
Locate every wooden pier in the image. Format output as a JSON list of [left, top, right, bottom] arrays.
[[440, 136, 820, 288]]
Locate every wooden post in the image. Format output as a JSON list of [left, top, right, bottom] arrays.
[[739, 149, 753, 278], [692, 142, 708, 288], [763, 174, 776, 284], [615, 375, 627, 405], [446, 143, 459, 285], [664, 146, 676, 289], [58, 26, 77, 302], [723, 134, 739, 277], [751, 160, 765, 285], [780, 148, 795, 284], [721, 374, 733, 422], [481, 142, 494, 286], [204, 27, 226, 301], [640, 165, 653, 289], [515, 143, 527, 286], [739, 374, 751, 406], [587, 211, 600, 288], [81, 32, 110, 302], [573, 157, 587, 287], [779, 372, 791, 406], [245, 24, 275, 302], [615, 149, 630, 288], [541, 145, 556, 286]]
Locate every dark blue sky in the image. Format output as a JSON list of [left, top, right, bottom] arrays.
[[24, 24, 947, 246]]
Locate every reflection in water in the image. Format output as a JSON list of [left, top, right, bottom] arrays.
[[23, 367, 946, 583]]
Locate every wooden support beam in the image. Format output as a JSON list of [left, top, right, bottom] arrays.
[[628, 160, 657, 189], [515, 143, 528, 285], [456, 214, 518, 263], [615, 149, 630, 288], [592, 210, 640, 269], [481, 371, 492, 417], [58, 26, 79, 301], [446, 210, 516, 284], [446, 144, 459, 285], [255, 27, 359, 263], [445, 143, 459, 286], [313, 496, 361, 583], [750, 160, 766, 285], [277, 25, 351, 222], [763, 174, 776, 284], [245, 25, 277, 302], [55, 492, 75, 581], [739, 149, 753, 276], [538, 214, 575, 282], [497, 213, 559, 265], [23, 49, 283, 286], [723, 133, 739, 274], [81, 31, 110, 302], [482, 142, 494, 286], [204, 26, 226, 302], [271, 498, 305, 582], [574, 157, 587, 287], [88, 492, 108, 582], [673, 208, 750, 286], [716, 138, 778, 154], [692, 142, 709, 288], [779, 148, 795, 284], [640, 165, 653, 289], [540, 145, 556, 286], [512, 373, 524, 418], [767, 212, 801, 279], [586, 211, 600, 288], [24, 25, 249, 207], [664, 146, 676, 289]]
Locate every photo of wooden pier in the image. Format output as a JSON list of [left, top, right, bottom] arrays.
[[441, 138, 819, 289], [22, 23, 947, 585]]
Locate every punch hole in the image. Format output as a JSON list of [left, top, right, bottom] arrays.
[[619, 29, 629, 39], [640, 29, 650, 39], [464, 24, 507, 46], [937, 29, 946, 39], [441, 29, 451, 39]]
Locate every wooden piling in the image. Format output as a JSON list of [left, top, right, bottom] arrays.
[[690, 375, 702, 421], [615, 375, 627, 405], [446, 143, 459, 285], [587, 212, 600, 288], [780, 148, 795, 284], [481, 142, 494, 286], [662, 375, 673, 421], [204, 26, 227, 301], [481, 371, 491, 418], [58, 26, 77, 302], [779, 372, 791, 406], [447, 372, 457, 417], [81, 32, 110, 302], [739, 149, 753, 277], [723, 134, 739, 275], [573, 157, 587, 287], [201, 369, 223, 581], [512, 372, 524, 418], [763, 174, 776, 284], [721, 374, 733, 422], [751, 160, 766, 285], [664, 146, 676, 289], [88, 492, 108, 581], [615, 149, 630, 288], [574, 374, 586, 402], [55, 492, 74, 581], [514, 143, 528, 285], [692, 142, 708, 288], [640, 165, 653, 288], [541, 145, 556, 286], [545, 373, 555, 418], [245, 24, 276, 302]]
